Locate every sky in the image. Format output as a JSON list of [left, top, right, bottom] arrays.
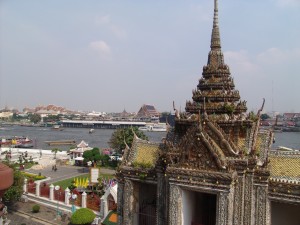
[[0, 0, 300, 114]]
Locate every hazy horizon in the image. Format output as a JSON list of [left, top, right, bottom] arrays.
[[1, 0, 300, 113]]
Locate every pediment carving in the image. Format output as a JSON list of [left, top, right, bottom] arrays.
[[166, 125, 227, 171]]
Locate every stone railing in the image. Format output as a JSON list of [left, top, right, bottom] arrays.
[[23, 178, 93, 213]]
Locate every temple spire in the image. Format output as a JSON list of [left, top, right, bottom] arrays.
[[210, 0, 221, 50]]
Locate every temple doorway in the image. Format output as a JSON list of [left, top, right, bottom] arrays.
[[271, 201, 300, 225], [182, 190, 216, 225], [133, 183, 157, 225]]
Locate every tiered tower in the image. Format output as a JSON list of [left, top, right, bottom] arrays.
[[186, 0, 247, 116], [176, 0, 252, 145]]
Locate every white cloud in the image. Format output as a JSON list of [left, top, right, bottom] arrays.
[[224, 47, 300, 76], [110, 25, 127, 39], [224, 50, 259, 75], [89, 40, 111, 56], [95, 15, 110, 25], [257, 47, 300, 65], [94, 15, 127, 39]]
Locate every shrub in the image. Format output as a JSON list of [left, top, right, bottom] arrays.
[[71, 208, 95, 225], [32, 204, 40, 213], [3, 185, 23, 202], [22, 172, 46, 181]]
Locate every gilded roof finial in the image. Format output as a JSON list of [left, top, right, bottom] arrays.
[[210, 0, 221, 50]]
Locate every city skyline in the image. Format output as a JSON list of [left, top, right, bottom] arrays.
[[1, 0, 300, 113]]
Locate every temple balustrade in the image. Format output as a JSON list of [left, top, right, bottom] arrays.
[[22, 179, 101, 215]]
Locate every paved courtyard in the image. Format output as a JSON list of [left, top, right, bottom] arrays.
[[26, 165, 115, 184]]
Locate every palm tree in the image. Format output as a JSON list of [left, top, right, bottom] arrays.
[[51, 148, 61, 159]]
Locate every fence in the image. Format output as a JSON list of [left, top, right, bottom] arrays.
[[27, 181, 36, 194], [24, 179, 101, 213], [40, 183, 50, 198], [87, 194, 101, 212]]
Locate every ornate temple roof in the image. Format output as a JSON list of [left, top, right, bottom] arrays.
[[185, 0, 247, 116], [122, 132, 160, 168], [136, 104, 160, 118], [164, 0, 274, 177], [269, 152, 300, 182]]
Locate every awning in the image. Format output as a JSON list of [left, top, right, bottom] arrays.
[[74, 156, 84, 161]]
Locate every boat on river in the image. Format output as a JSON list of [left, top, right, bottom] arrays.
[[44, 140, 76, 146], [89, 129, 95, 134], [138, 123, 167, 132], [0, 136, 33, 147], [51, 125, 64, 131]]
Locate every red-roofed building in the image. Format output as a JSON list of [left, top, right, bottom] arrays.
[[283, 113, 300, 121], [136, 104, 160, 120]]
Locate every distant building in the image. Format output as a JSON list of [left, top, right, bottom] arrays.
[[283, 113, 300, 121], [22, 104, 79, 116], [0, 111, 13, 119], [136, 104, 160, 120]]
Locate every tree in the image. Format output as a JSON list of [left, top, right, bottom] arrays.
[[82, 148, 101, 163], [260, 113, 270, 121], [51, 148, 62, 159], [43, 114, 61, 123], [29, 113, 41, 124], [3, 163, 24, 202], [109, 127, 148, 151]]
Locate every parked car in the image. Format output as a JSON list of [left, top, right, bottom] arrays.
[[109, 154, 123, 161]]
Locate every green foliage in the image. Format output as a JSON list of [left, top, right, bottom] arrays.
[[224, 103, 235, 114], [82, 148, 101, 163], [68, 184, 77, 191], [249, 111, 258, 122], [139, 173, 147, 180], [70, 208, 96, 225], [32, 204, 40, 213], [3, 185, 23, 202], [132, 161, 153, 169], [22, 172, 46, 181], [109, 127, 148, 151], [28, 113, 42, 124], [53, 174, 89, 190], [2, 163, 24, 202], [53, 173, 114, 190], [260, 113, 270, 121], [100, 154, 110, 165], [43, 115, 60, 123]]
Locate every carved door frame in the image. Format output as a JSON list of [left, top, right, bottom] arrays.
[[169, 184, 233, 225]]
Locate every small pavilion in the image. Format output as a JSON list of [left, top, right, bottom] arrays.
[[69, 140, 93, 165]]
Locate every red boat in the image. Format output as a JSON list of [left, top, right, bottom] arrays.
[[0, 136, 33, 147]]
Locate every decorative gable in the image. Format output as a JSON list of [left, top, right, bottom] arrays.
[[122, 134, 160, 168], [166, 124, 227, 171]]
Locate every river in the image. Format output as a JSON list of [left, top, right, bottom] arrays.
[[1, 125, 299, 150], [0, 125, 165, 150]]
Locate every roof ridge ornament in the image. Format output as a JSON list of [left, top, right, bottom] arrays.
[[131, 126, 140, 140], [210, 0, 221, 50], [251, 98, 266, 155], [124, 136, 130, 150]]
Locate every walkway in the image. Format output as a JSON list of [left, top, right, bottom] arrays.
[[26, 165, 115, 184], [6, 201, 71, 225]]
